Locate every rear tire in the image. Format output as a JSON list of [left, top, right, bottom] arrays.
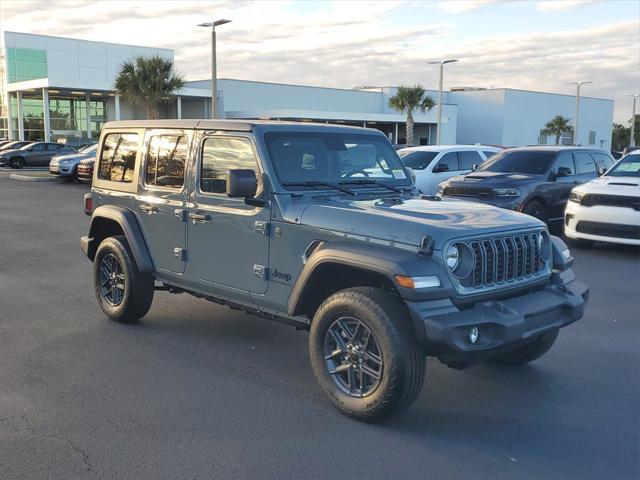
[[10, 157, 25, 169], [490, 330, 559, 366], [309, 287, 425, 423], [522, 200, 547, 223], [93, 235, 154, 323]]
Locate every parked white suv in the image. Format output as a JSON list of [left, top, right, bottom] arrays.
[[398, 145, 501, 195], [565, 151, 640, 246]]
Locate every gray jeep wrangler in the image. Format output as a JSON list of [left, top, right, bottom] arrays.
[[81, 120, 588, 422]]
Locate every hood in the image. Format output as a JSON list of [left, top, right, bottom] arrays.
[[293, 195, 543, 250], [446, 170, 544, 187], [573, 176, 640, 195], [51, 152, 92, 162]]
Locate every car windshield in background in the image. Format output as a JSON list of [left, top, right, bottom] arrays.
[[477, 150, 555, 174], [397, 150, 438, 170], [265, 132, 412, 188], [607, 154, 640, 177]]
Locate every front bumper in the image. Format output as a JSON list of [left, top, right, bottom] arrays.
[[49, 164, 74, 177], [407, 273, 588, 367], [565, 201, 640, 245]]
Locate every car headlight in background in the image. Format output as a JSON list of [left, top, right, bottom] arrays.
[[59, 159, 73, 165], [569, 191, 585, 203], [445, 244, 460, 270], [493, 188, 521, 197]]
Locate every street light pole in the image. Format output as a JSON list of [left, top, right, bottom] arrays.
[[567, 81, 592, 145], [198, 19, 231, 119], [428, 59, 458, 145], [629, 94, 639, 147]]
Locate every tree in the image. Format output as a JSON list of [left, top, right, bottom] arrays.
[[115, 55, 184, 119], [388, 85, 435, 146], [542, 115, 573, 145], [611, 123, 629, 151]]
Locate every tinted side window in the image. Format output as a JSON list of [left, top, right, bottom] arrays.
[[459, 150, 483, 170], [31, 144, 45, 151], [97, 133, 139, 183], [145, 135, 188, 188], [200, 137, 260, 194], [434, 152, 459, 172], [555, 151, 575, 176], [483, 150, 497, 159], [573, 151, 596, 174], [592, 152, 614, 170]]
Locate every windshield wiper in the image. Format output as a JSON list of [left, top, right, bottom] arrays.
[[282, 181, 356, 196], [339, 179, 405, 193]]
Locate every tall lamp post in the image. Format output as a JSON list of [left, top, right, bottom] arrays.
[[629, 94, 639, 148], [427, 59, 458, 145], [567, 81, 592, 145], [197, 19, 232, 119]]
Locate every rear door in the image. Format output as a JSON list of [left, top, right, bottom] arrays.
[[136, 129, 190, 274], [27, 143, 47, 165], [573, 151, 599, 184]]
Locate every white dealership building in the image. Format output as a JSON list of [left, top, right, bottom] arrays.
[[0, 31, 614, 149]]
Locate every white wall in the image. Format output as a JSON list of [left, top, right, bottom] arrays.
[[450, 89, 506, 145]]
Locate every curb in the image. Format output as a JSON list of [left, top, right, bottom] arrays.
[[10, 173, 59, 182]]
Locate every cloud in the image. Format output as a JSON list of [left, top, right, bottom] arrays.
[[437, 0, 498, 14], [0, 0, 638, 122], [536, 0, 595, 11]]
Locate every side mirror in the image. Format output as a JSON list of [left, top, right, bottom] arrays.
[[597, 166, 606, 176], [472, 163, 479, 171], [226, 169, 257, 198], [556, 167, 572, 178], [434, 164, 449, 173]]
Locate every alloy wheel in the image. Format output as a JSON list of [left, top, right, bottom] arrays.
[[323, 316, 383, 398], [98, 254, 125, 306]]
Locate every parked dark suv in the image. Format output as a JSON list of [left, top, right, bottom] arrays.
[[438, 146, 615, 223]]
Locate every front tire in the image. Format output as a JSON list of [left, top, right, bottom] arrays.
[[10, 157, 25, 169], [309, 287, 425, 423], [522, 200, 547, 223], [93, 235, 154, 323], [567, 237, 593, 248], [490, 330, 559, 366]]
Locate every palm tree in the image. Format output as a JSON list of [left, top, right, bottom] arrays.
[[543, 115, 573, 145], [388, 85, 436, 146], [115, 56, 184, 119]]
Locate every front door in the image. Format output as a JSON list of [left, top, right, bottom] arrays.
[[429, 151, 462, 194], [136, 129, 189, 274], [187, 134, 270, 294]]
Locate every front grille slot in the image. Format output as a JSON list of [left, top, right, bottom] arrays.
[[457, 231, 547, 291], [581, 194, 640, 211]]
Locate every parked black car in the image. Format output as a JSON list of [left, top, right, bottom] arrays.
[[438, 146, 616, 224]]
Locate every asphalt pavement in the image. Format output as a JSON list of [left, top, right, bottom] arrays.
[[0, 177, 638, 479]]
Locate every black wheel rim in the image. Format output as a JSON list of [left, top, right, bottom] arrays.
[[98, 254, 125, 306], [323, 316, 383, 398]]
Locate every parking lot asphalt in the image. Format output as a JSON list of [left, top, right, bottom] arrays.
[[0, 176, 638, 480]]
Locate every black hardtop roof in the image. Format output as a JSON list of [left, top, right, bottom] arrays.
[[102, 119, 385, 136]]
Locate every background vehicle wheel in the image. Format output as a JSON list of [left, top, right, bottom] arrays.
[[309, 287, 425, 423], [10, 157, 25, 169], [521, 200, 547, 223], [93, 235, 154, 323], [490, 330, 559, 366]]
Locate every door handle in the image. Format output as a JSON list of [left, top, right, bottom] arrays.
[[189, 212, 212, 224], [140, 204, 158, 214]]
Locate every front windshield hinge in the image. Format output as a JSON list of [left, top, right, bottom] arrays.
[[418, 236, 434, 256]]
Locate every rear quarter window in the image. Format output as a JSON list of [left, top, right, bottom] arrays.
[[97, 133, 139, 183]]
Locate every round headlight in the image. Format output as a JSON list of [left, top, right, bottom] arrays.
[[445, 244, 460, 270]]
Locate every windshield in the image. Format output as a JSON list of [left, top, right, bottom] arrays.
[[80, 144, 98, 154], [477, 150, 555, 174], [0, 141, 24, 151], [397, 150, 438, 170], [265, 132, 412, 189], [19, 142, 37, 151], [607, 154, 640, 177]]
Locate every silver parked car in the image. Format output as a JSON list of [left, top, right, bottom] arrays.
[[49, 143, 98, 180], [0, 142, 76, 169]]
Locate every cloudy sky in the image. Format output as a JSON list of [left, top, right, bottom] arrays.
[[1, 0, 638, 123]]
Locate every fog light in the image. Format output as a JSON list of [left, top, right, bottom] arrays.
[[468, 326, 479, 344]]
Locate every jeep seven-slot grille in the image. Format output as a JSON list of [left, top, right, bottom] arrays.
[[459, 232, 545, 290]]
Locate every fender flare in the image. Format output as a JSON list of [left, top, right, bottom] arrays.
[[86, 205, 154, 272], [287, 241, 453, 314]]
